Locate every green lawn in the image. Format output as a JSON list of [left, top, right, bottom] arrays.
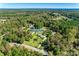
[[23, 33, 44, 49]]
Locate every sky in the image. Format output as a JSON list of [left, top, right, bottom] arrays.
[[0, 3, 79, 9]]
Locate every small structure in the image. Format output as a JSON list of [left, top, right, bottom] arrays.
[[29, 29, 43, 33], [29, 27, 46, 34]]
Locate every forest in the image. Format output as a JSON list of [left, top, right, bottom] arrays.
[[0, 9, 79, 56]]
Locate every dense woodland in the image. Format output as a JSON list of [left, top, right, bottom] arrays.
[[0, 9, 79, 56]]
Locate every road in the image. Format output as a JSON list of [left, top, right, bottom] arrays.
[[9, 43, 48, 56]]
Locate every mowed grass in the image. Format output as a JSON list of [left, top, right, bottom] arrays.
[[23, 33, 43, 49]]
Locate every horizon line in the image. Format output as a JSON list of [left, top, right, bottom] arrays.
[[0, 8, 79, 9], [0, 3, 79, 9]]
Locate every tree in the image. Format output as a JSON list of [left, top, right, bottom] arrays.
[[66, 26, 78, 43], [0, 51, 4, 56]]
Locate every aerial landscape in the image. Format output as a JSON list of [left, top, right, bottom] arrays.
[[0, 3, 79, 56]]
